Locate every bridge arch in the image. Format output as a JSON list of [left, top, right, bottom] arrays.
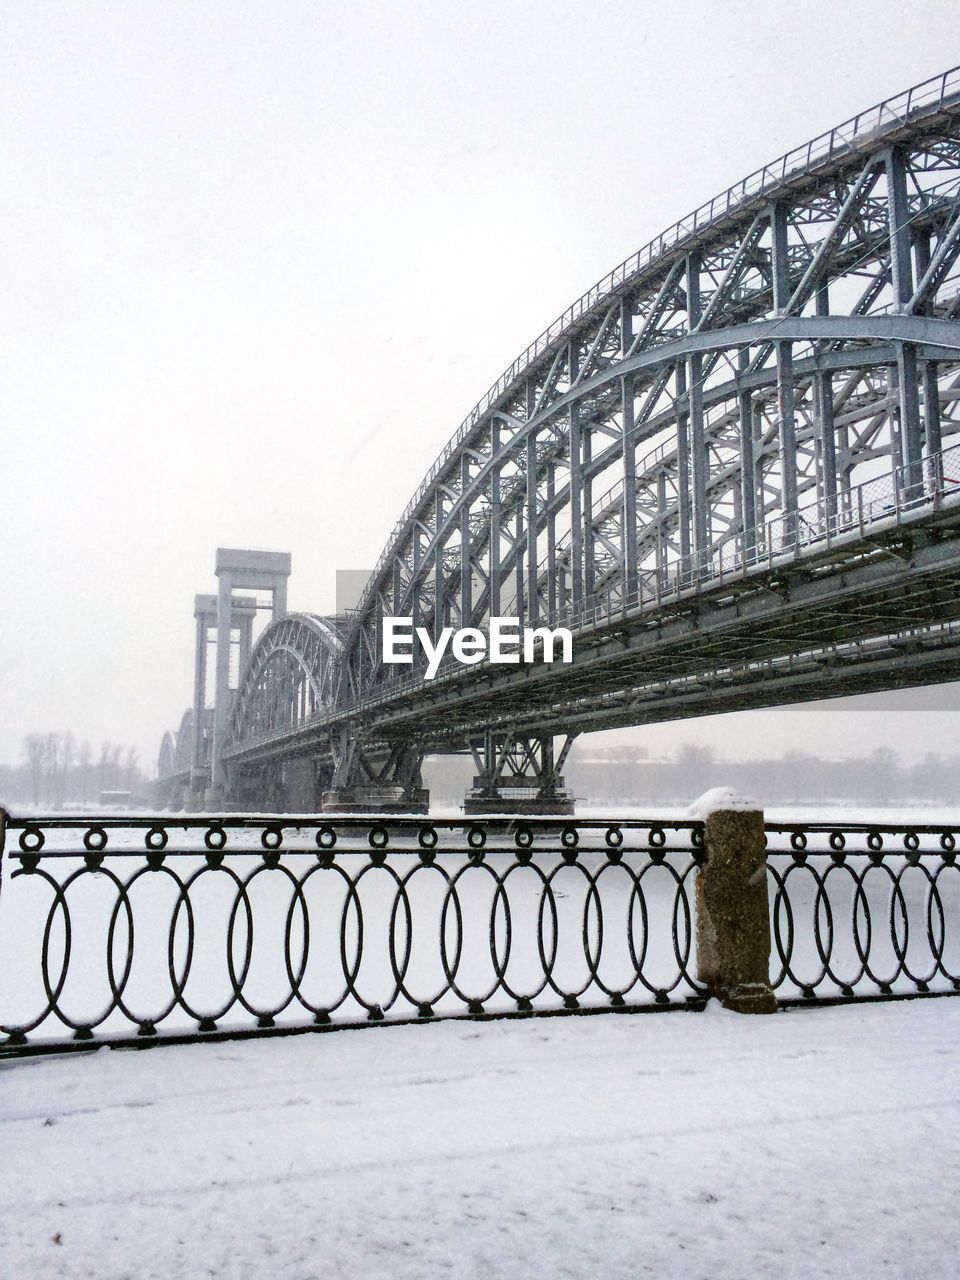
[[229, 613, 345, 749], [157, 731, 177, 779], [211, 69, 960, 815], [338, 68, 960, 711], [157, 709, 194, 778], [174, 708, 194, 772]]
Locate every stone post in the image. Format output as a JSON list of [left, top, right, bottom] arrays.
[[692, 788, 777, 1014]]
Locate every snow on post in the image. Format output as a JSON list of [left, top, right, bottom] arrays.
[[690, 787, 777, 1014], [688, 786, 760, 821]]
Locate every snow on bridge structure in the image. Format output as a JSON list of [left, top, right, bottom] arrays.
[[157, 67, 960, 814]]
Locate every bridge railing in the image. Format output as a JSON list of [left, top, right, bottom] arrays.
[[350, 65, 960, 631], [542, 442, 960, 622], [1, 812, 957, 1057], [346, 440, 960, 701], [219, 440, 960, 753]]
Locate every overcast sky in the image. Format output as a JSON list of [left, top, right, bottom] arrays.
[[2, 1, 960, 772]]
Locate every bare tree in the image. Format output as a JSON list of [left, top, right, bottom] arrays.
[[23, 734, 45, 806], [109, 744, 123, 790], [97, 742, 112, 795], [78, 740, 93, 804], [123, 746, 140, 791], [59, 732, 76, 806]]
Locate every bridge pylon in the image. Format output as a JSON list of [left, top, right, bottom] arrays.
[[463, 732, 577, 816], [187, 591, 258, 810], [206, 549, 291, 809]]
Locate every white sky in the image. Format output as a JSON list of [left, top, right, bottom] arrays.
[[2, 1, 960, 772]]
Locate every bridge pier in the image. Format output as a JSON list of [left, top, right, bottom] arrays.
[[281, 758, 323, 812], [153, 773, 189, 812], [185, 780, 207, 812], [321, 736, 429, 815], [221, 757, 328, 813], [463, 732, 576, 816]]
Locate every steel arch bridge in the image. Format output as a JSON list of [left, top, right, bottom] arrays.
[[164, 68, 960, 813], [155, 709, 195, 807]]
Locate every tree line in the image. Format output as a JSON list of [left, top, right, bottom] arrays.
[[564, 743, 960, 806], [0, 734, 148, 808], [422, 743, 960, 807]]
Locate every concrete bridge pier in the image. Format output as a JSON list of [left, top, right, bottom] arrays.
[[279, 758, 326, 812], [463, 732, 577, 816], [153, 772, 189, 812]]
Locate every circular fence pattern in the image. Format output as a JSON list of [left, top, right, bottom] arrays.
[[765, 823, 960, 999], [0, 816, 704, 1050], [2, 815, 959, 1054]]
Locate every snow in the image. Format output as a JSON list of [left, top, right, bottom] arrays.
[[688, 786, 760, 820], [1, 999, 958, 1278]]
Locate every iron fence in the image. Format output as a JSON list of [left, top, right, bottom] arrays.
[[0, 813, 957, 1058], [765, 822, 960, 1002], [0, 814, 704, 1056]]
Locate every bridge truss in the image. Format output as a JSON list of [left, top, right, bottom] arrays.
[[174, 68, 960, 811]]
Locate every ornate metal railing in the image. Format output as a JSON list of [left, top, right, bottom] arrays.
[[766, 822, 960, 1000], [0, 814, 703, 1056], [1, 813, 957, 1057]]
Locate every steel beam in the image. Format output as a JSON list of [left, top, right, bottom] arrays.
[[622, 371, 638, 594], [886, 147, 915, 309]]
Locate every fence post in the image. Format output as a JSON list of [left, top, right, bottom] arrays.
[[692, 789, 777, 1013]]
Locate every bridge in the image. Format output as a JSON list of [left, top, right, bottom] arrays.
[[157, 67, 960, 815]]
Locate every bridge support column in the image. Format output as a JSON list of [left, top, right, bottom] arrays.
[[923, 361, 942, 463], [206, 548, 291, 809], [914, 234, 943, 468], [463, 733, 576, 816], [568, 393, 583, 612], [621, 372, 638, 599], [321, 736, 429, 814], [815, 368, 838, 522], [694, 791, 777, 1014], [897, 342, 923, 496], [675, 362, 692, 561], [737, 351, 758, 555], [188, 595, 216, 809], [582, 426, 595, 597], [526, 419, 539, 622]]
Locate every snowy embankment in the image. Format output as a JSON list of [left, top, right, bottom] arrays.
[[1, 999, 958, 1279]]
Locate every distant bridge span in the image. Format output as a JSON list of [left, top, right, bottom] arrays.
[[160, 68, 960, 812]]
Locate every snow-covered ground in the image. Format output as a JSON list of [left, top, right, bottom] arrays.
[[1, 998, 958, 1279]]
